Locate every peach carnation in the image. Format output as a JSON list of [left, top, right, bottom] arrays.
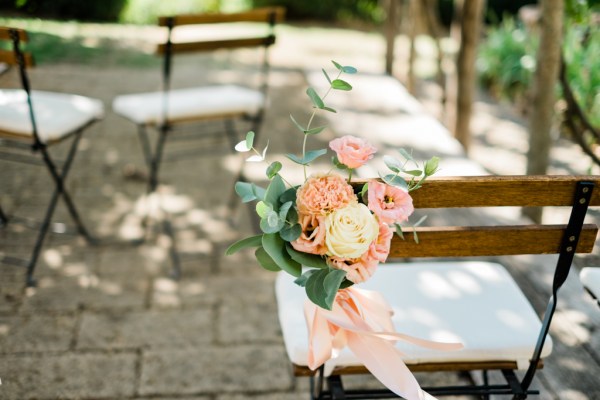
[[367, 180, 414, 224], [328, 255, 379, 284], [296, 173, 356, 215], [329, 135, 377, 169], [291, 213, 328, 255]]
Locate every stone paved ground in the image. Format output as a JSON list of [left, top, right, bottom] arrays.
[[1, 24, 599, 400]]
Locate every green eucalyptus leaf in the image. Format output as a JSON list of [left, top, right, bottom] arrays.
[[322, 68, 332, 84], [279, 201, 293, 221], [245, 131, 255, 149], [339, 278, 354, 289], [234, 140, 251, 152], [404, 169, 422, 177], [398, 148, 414, 161], [379, 173, 408, 190], [323, 269, 347, 308], [342, 65, 357, 74], [305, 125, 327, 135], [262, 233, 301, 277], [286, 149, 327, 165], [413, 229, 420, 244], [425, 156, 440, 176], [266, 161, 282, 179], [286, 244, 328, 269], [264, 174, 286, 211], [383, 155, 402, 173], [394, 223, 405, 240], [286, 206, 298, 224], [280, 223, 302, 242], [306, 87, 324, 109], [225, 234, 263, 255], [235, 182, 265, 203], [413, 215, 428, 227], [359, 182, 369, 203], [280, 187, 298, 204], [322, 106, 337, 113], [331, 79, 352, 91], [255, 246, 281, 272], [255, 201, 271, 218], [306, 269, 329, 309], [290, 114, 305, 132], [332, 60, 343, 71], [295, 269, 319, 287]]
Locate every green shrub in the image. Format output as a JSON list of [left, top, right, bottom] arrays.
[[0, 0, 127, 21], [251, 0, 384, 23]]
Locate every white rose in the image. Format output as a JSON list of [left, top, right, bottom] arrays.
[[325, 203, 379, 259]]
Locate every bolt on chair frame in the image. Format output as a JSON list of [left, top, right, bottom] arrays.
[[285, 175, 599, 400], [0, 27, 100, 286]]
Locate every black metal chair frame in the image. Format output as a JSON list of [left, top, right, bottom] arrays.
[[305, 179, 596, 400], [119, 8, 282, 277], [0, 28, 99, 287]]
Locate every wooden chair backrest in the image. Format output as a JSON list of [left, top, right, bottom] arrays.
[[0, 27, 34, 68], [155, 7, 285, 55], [369, 175, 600, 259]]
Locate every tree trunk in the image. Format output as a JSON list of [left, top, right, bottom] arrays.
[[384, 0, 400, 75], [453, 0, 485, 152], [523, 0, 564, 223]]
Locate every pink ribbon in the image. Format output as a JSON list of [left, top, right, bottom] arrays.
[[304, 287, 463, 400]]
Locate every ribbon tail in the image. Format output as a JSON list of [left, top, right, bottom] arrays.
[[305, 300, 334, 370], [346, 331, 438, 400]]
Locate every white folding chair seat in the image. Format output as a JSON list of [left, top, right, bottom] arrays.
[[276, 261, 552, 374], [0, 89, 103, 143], [580, 267, 600, 301], [112, 84, 263, 126]]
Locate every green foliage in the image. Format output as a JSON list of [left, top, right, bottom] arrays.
[[477, 14, 600, 127], [0, 0, 126, 21], [119, 0, 250, 24], [251, 0, 383, 23]]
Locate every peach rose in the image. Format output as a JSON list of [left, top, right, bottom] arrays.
[[296, 173, 356, 215], [329, 135, 377, 169], [368, 220, 393, 263], [367, 180, 414, 224], [328, 255, 379, 284], [291, 213, 328, 255]]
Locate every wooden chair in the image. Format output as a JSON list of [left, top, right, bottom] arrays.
[[580, 268, 600, 307], [112, 7, 284, 194], [276, 175, 599, 399], [0, 27, 104, 287]]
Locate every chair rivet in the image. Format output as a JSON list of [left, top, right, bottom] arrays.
[[566, 246, 573, 252], [582, 187, 589, 193], [579, 198, 586, 204], [569, 236, 576, 242]]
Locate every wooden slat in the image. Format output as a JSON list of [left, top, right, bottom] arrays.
[[387, 224, 598, 258], [353, 175, 600, 208], [0, 50, 34, 67], [156, 35, 275, 54], [293, 360, 543, 376], [0, 27, 28, 41], [158, 7, 285, 26]]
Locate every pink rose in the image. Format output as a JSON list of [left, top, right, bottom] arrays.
[[296, 173, 356, 215], [367, 180, 414, 224], [329, 135, 377, 169], [328, 255, 379, 284], [291, 213, 328, 255], [368, 220, 393, 263]]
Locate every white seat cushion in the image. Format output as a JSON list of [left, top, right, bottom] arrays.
[[0, 89, 104, 143], [580, 267, 600, 300], [112, 85, 264, 125], [276, 261, 552, 372]]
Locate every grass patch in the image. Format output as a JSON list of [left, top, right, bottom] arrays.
[[0, 18, 160, 68]]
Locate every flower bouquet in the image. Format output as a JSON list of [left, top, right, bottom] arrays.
[[226, 61, 460, 400]]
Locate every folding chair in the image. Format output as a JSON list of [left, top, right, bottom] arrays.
[[112, 7, 284, 194], [580, 268, 600, 307], [0, 27, 104, 287], [276, 175, 599, 399]]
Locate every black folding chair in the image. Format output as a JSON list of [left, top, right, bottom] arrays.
[[277, 175, 599, 399], [112, 7, 284, 194], [0, 27, 104, 286]]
